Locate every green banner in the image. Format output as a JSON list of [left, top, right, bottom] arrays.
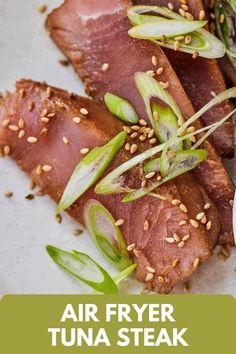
[[0, 295, 235, 353]]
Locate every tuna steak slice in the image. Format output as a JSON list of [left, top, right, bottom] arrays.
[[46, 0, 234, 245], [0, 80, 220, 293], [134, 0, 234, 157]]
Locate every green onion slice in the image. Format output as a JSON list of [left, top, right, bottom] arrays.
[[215, 0, 236, 66], [122, 149, 207, 202], [57, 131, 126, 212], [104, 93, 139, 124], [96, 87, 236, 197], [128, 5, 225, 58], [135, 72, 183, 150], [129, 19, 207, 40], [46, 246, 118, 295], [83, 199, 132, 271], [113, 264, 137, 285]]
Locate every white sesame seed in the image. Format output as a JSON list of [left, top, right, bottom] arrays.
[[179, 203, 188, 213], [171, 199, 181, 206], [181, 4, 188, 11], [189, 134, 196, 143], [80, 147, 90, 155], [153, 111, 159, 120], [174, 40, 180, 51], [206, 220, 212, 231], [40, 128, 48, 137], [28, 101, 35, 112], [146, 266, 155, 273], [156, 67, 164, 75], [41, 109, 48, 117], [168, 2, 174, 10], [27, 136, 38, 144], [151, 55, 158, 66], [192, 51, 199, 59], [186, 12, 194, 20], [18, 118, 25, 129], [139, 134, 147, 142], [199, 9, 205, 20], [174, 35, 185, 41], [73, 117, 81, 124], [149, 138, 157, 145], [139, 119, 147, 126], [130, 144, 138, 154], [62, 136, 69, 145], [179, 8, 186, 17], [156, 175, 162, 181], [159, 81, 169, 89], [130, 132, 138, 139], [3, 145, 10, 156], [42, 165, 52, 172], [179, 220, 187, 226], [125, 143, 130, 151], [187, 126, 195, 133], [36, 165, 42, 175], [143, 220, 149, 231], [204, 203, 211, 210], [196, 212, 205, 220], [185, 35, 192, 45], [80, 108, 88, 115], [158, 275, 164, 283], [146, 273, 154, 282], [131, 125, 140, 131], [46, 87, 51, 98], [173, 232, 180, 242], [190, 219, 199, 229], [41, 117, 50, 123], [141, 179, 147, 188], [2, 119, 10, 128], [165, 237, 175, 244], [148, 129, 155, 138], [182, 234, 190, 242], [178, 241, 185, 248], [172, 259, 179, 267], [145, 172, 155, 179], [9, 124, 19, 132], [115, 218, 125, 226], [18, 130, 25, 139], [146, 70, 155, 76], [193, 257, 200, 269], [102, 63, 109, 72], [127, 243, 136, 251], [220, 13, 225, 23], [201, 215, 207, 224]]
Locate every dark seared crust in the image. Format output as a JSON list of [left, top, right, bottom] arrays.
[[134, 0, 235, 157], [0, 80, 221, 293], [46, 0, 234, 244]]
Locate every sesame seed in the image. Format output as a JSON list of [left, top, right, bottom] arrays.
[[174, 35, 184, 41], [165, 237, 175, 244], [125, 143, 130, 151], [102, 63, 109, 72], [168, 2, 174, 10], [133, 249, 141, 257], [146, 266, 155, 273], [139, 119, 147, 126], [18, 118, 25, 129], [55, 213, 62, 224], [204, 203, 211, 210], [115, 218, 125, 226], [146, 70, 155, 76], [4, 191, 13, 198], [41, 108, 48, 117], [153, 112, 159, 121], [199, 9, 205, 20], [171, 199, 181, 206], [192, 51, 199, 59], [145, 172, 155, 179], [27, 136, 38, 144], [42, 164, 52, 172], [157, 275, 164, 283], [156, 67, 164, 75], [18, 130, 25, 139], [160, 81, 169, 89], [80, 148, 90, 155], [3, 145, 11, 156], [206, 220, 212, 230], [2, 119, 10, 128], [56, 100, 65, 108], [189, 134, 196, 143], [190, 219, 199, 228], [73, 117, 81, 124], [47, 112, 56, 118], [174, 40, 180, 51], [131, 125, 140, 131], [62, 136, 69, 145], [146, 273, 154, 282], [139, 134, 147, 142], [196, 212, 205, 220], [187, 126, 195, 133], [156, 175, 162, 181], [179, 220, 187, 226], [220, 13, 225, 23], [41, 117, 50, 123], [173, 233, 180, 242], [143, 220, 149, 231], [181, 4, 188, 11], [40, 128, 48, 137], [167, 149, 176, 158], [149, 138, 157, 145], [193, 257, 200, 269], [172, 259, 179, 267], [80, 108, 88, 115], [9, 124, 19, 132], [73, 229, 83, 236], [151, 55, 158, 66], [148, 129, 155, 138], [186, 12, 194, 20], [130, 132, 138, 139], [178, 241, 185, 248], [38, 4, 47, 13], [201, 215, 207, 224], [182, 234, 190, 242], [229, 200, 233, 207], [127, 243, 136, 251], [28, 101, 35, 112], [179, 203, 188, 213], [36, 165, 42, 175], [130, 144, 138, 154], [46, 87, 51, 98], [179, 8, 186, 17], [141, 179, 147, 188], [185, 35, 192, 45]]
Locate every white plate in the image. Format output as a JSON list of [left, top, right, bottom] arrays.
[[0, 0, 235, 296]]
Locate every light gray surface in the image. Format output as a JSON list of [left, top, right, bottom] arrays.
[[0, 0, 235, 296]]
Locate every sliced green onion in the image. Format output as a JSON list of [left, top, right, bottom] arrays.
[[96, 87, 236, 197], [215, 0, 236, 66], [104, 93, 139, 124], [46, 246, 118, 295], [128, 19, 207, 40], [135, 72, 183, 150], [160, 148, 171, 177], [113, 264, 137, 285], [144, 157, 161, 174], [122, 150, 207, 202], [57, 131, 126, 212], [83, 199, 132, 271], [128, 5, 225, 58]]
